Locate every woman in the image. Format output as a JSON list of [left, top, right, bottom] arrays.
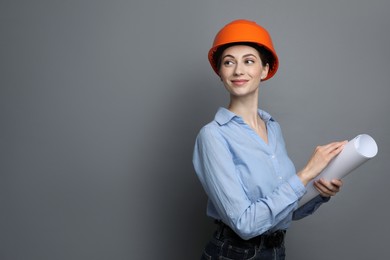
[[193, 19, 347, 260]]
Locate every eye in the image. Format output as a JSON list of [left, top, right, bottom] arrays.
[[245, 59, 255, 64], [223, 60, 234, 66]]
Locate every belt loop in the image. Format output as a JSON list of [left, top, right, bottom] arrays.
[[215, 220, 224, 240], [258, 235, 265, 250]]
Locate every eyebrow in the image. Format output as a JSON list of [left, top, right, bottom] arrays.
[[221, 53, 258, 60]]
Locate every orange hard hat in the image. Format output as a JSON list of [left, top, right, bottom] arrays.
[[208, 19, 279, 81]]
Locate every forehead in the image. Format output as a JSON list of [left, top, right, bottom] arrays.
[[221, 45, 260, 57]]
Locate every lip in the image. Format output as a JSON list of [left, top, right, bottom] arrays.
[[231, 79, 249, 86]]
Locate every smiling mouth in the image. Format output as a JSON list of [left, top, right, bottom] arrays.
[[231, 79, 249, 86]]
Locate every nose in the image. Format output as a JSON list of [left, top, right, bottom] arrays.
[[233, 62, 244, 76]]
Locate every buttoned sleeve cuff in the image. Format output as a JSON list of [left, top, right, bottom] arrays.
[[292, 195, 331, 220], [287, 174, 306, 199]]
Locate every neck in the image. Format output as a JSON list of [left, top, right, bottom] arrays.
[[227, 89, 268, 144], [228, 90, 260, 127]]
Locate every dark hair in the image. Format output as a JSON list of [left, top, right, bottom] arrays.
[[213, 42, 274, 73]]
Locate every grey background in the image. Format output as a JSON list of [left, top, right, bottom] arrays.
[[1, 0, 389, 259]]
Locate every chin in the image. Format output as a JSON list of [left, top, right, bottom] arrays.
[[229, 88, 257, 97]]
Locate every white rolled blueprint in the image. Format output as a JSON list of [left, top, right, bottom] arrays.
[[298, 134, 378, 208]]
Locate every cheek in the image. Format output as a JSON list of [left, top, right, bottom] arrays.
[[254, 67, 267, 80], [250, 70, 263, 80], [218, 70, 230, 82]]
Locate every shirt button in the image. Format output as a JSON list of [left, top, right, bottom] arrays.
[[278, 176, 283, 180], [271, 155, 275, 159]]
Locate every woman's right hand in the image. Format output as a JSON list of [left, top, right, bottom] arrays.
[[297, 141, 348, 186]]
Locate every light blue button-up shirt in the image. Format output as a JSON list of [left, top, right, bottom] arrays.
[[193, 107, 329, 240]]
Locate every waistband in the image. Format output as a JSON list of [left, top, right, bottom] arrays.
[[214, 220, 286, 249]]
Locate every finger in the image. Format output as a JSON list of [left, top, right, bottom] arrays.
[[330, 179, 343, 188], [315, 141, 346, 157], [318, 178, 341, 192], [314, 182, 332, 197], [314, 179, 338, 196], [323, 140, 348, 149], [320, 141, 348, 154], [322, 142, 347, 160]]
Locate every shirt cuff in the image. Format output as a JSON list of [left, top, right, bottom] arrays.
[[287, 174, 306, 199], [318, 195, 331, 203]]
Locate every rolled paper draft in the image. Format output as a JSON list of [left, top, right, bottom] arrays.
[[298, 134, 378, 208]]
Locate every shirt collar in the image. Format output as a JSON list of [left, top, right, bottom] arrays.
[[215, 107, 275, 126]]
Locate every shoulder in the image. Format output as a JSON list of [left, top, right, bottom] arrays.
[[196, 121, 222, 142], [196, 107, 232, 140], [195, 116, 235, 150]]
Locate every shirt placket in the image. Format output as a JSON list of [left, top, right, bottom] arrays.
[[266, 123, 283, 183]]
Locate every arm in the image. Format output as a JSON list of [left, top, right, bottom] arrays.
[[293, 195, 330, 220], [193, 126, 305, 239], [292, 178, 343, 220], [296, 142, 347, 186], [293, 142, 346, 219]]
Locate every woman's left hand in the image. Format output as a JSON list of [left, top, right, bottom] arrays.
[[314, 178, 343, 197]]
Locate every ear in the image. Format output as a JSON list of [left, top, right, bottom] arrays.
[[260, 63, 270, 80]]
